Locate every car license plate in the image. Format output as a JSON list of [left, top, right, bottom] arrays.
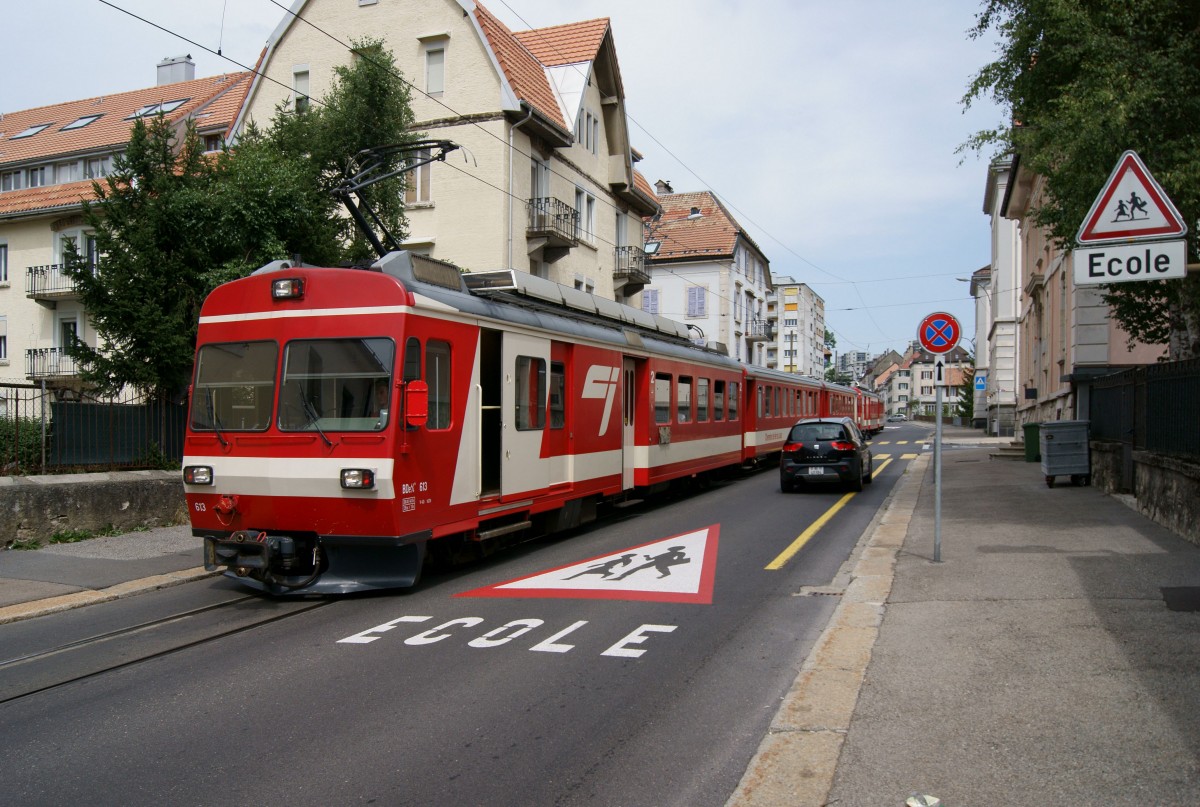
[[806, 467, 826, 475]]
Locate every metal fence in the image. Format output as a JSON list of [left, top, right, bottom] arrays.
[[0, 382, 186, 476], [1089, 358, 1200, 460]]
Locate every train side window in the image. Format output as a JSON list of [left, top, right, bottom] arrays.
[[775, 387, 781, 418], [549, 362, 565, 429], [728, 382, 739, 421], [713, 380, 725, 421], [654, 374, 672, 424], [427, 340, 451, 430], [515, 355, 545, 430], [696, 378, 709, 422], [677, 376, 692, 423], [403, 337, 421, 381]]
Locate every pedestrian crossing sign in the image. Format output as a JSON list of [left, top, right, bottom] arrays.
[[1076, 150, 1186, 245]]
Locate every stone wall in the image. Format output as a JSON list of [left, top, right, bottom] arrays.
[[1089, 442, 1200, 548], [0, 470, 187, 549]]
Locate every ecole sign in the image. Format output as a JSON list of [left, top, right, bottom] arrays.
[[1073, 150, 1188, 286]]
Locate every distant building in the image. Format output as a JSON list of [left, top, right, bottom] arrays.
[[767, 276, 825, 377]]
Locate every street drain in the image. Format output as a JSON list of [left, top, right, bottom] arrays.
[[1161, 587, 1200, 612]]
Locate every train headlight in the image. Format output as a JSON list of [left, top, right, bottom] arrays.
[[340, 468, 376, 490], [184, 465, 213, 485], [271, 277, 305, 300]]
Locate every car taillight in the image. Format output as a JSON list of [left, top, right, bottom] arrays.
[[830, 441, 855, 451], [782, 442, 803, 452]]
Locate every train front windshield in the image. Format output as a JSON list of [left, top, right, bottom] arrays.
[[191, 337, 395, 434]]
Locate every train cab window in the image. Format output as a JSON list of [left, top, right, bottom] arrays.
[[403, 337, 421, 381], [278, 337, 396, 432], [515, 355, 546, 430], [549, 362, 565, 429], [654, 374, 672, 424], [191, 340, 278, 432], [713, 380, 725, 421], [728, 382, 739, 421], [697, 378, 709, 422], [427, 339, 451, 430], [677, 376, 692, 423]]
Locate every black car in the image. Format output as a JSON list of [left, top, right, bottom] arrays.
[[780, 417, 873, 492]]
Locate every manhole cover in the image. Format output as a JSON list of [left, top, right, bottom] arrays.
[[1161, 587, 1200, 612]]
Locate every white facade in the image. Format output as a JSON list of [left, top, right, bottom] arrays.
[[236, 0, 657, 301], [769, 277, 826, 377], [980, 158, 1021, 436]]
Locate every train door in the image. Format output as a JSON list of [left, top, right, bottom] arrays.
[[501, 331, 551, 497], [622, 357, 638, 489]]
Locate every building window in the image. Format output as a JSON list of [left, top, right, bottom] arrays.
[[0, 315, 6, 361], [11, 123, 52, 139], [574, 188, 595, 242], [55, 161, 80, 184], [62, 114, 102, 131], [27, 166, 48, 188], [687, 285, 707, 318], [0, 244, 7, 284], [204, 134, 223, 152], [405, 147, 432, 204], [1, 171, 22, 192], [425, 46, 445, 95], [641, 288, 659, 315], [293, 68, 310, 113], [574, 276, 595, 294], [84, 156, 112, 179]]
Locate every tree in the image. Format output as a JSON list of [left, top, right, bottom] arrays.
[[65, 37, 418, 399], [963, 0, 1200, 358], [956, 352, 977, 422]]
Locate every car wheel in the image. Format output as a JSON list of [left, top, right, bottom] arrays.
[[780, 476, 795, 493], [849, 462, 864, 492], [864, 457, 874, 484]]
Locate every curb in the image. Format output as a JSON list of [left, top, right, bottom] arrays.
[[0, 567, 217, 625], [726, 453, 929, 806]]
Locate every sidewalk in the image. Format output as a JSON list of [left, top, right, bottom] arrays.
[[732, 423, 1200, 806], [0, 524, 211, 624]]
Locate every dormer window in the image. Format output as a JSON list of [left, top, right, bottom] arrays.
[[62, 115, 103, 131], [11, 123, 52, 140], [688, 207, 702, 219]]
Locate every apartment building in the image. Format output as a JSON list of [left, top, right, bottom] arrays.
[[1000, 154, 1166, 425], [766, 277, 825, 377], [0, 58, 250, 388], [641, 188, 772, 365], [235, 0, 658, 300]]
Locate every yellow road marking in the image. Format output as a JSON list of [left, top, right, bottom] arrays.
[[901, 453, 918, 460], [767, 457, 895, 570]]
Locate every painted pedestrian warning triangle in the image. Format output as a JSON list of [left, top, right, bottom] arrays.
[[1076, 150, 1186, 244], [456, 525, 720, 603]]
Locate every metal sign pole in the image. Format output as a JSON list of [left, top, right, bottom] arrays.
[[934, 385, 943, 562]]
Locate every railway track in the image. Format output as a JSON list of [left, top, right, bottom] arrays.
[[0, 594, 335, 705]]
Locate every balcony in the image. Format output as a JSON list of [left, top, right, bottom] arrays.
[[26, 347, 80, 380], [745, 319, 773, 343], [26, 264, 86, 303], [526, 197, 579, 256], [613, 245, 650, 295]]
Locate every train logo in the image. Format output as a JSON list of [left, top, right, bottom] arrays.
[[581, 364, 621, 437]]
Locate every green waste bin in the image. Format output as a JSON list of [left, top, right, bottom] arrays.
[[1023, 422, 1041, 462]]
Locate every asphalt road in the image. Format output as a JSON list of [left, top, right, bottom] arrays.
[[0, 425, 928, 807]]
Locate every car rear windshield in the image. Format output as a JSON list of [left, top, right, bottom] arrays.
[[790, 423, 847, 443]]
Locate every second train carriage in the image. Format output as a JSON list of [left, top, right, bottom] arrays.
[[183, 251, 883, 594]]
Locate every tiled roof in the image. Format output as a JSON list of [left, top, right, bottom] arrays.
[[632, 170, 658, 209], [645, 191, 741, 261], [0, 72, 251, 167], [513, 17, 609, 66], [0, 179, 94, 218], [473, 3, 568, 131]]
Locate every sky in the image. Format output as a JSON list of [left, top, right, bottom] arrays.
[[0, 0, 1008, 360]]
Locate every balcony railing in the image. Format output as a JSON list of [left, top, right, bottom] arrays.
[[613, 245, 650, 286], [526, 197, 579, 248], [26, 264, 89, 300], [26, 348, 80, 380], [745, 319, 773, 342]]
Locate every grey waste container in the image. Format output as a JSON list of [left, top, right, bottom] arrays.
[[1039, 420, 1090, 488], [1022, 422, 1040, 462]]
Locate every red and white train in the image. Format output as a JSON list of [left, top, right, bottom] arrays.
[[183, 252, 883, 594]]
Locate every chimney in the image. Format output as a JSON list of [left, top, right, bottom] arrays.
[[654, 179, 673, 195], [157, 55, 196, 86]]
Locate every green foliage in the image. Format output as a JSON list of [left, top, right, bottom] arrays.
[[956, 355, 977, 420], [8, 538, 41, 551], [963, 0, 1200, 357], [0, 416, 46, 473], [64, 37, 419, 399], [50, 528, 93, 544]]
